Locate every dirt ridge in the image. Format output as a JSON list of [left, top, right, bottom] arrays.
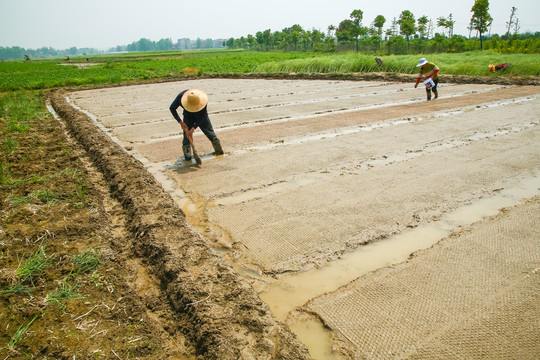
[[49, 91, 310, 359]]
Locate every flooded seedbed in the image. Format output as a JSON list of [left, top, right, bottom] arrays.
[[61, 79, 540, 359]]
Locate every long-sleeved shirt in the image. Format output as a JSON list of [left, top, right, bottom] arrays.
[[169, 90, 208, 129]]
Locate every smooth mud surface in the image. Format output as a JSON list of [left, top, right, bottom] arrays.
[[59, 78, 539, 359]]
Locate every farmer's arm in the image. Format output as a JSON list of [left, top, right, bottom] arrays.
[[414, 72, 423, 88], [169, 92, 189, 133]]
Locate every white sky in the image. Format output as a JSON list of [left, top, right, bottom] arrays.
[[1, 0, 539, 49]]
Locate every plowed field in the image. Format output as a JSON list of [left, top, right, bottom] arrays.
[[55, 78, 540, 359]]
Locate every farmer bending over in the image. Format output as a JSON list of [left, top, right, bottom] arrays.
[[170, 89, 223, 161], [414, 58, 439, 101]]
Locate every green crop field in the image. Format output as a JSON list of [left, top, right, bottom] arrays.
[[0, 49, 538, 91]]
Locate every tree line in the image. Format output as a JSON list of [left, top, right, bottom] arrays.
[[0, 37, 224, 61], [224, 0, 539, 54]]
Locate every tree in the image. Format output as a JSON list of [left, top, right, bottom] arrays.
[[336, 19, 355, 42], [327, 25, 336, 38], [437, 14, 455, 37], [505, 7, 518, 37], [447, 14, 455, 37], [385, 17, 399, 38], [397, 10, 416, 47], [350, 9, 366, 52], [247, 34, 256, 49], [417, 15, 429, 39], [513, 18, 521, 35], [373, 15, 386, 39], [470, 0, 493, 50]]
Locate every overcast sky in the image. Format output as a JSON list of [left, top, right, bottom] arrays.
[[1, 0, 539, 49]]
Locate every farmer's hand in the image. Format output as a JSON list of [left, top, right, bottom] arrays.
[[414, 83, 418, 89]]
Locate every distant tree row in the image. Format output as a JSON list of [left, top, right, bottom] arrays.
[[0, 46, 106, 61], [111, 37, 224, 52], [0, 36, 230, 60], [224, 1, 539, 54]]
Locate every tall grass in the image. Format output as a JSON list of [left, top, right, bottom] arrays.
[[254, 51, 540, 76]]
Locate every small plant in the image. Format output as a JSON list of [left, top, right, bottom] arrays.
[[8, 189, 65, 205], [75, 179, 89, 205], [0, 283, 32, 295], [61, 168, 79, 177], [0, 160, 10, 185], [4, 136, 17, 153], [8, 313, 40, 351], [15, 246, 53, 286], [35, 189, 65, 204], [72, 248, 100, 275], [45, 279, 82, 309]]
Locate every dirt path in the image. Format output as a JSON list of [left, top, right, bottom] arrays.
[[62, 78, 539, 359]]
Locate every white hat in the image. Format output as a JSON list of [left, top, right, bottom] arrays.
[[417, 58, 428, 67], [181, 89, 208, 112]]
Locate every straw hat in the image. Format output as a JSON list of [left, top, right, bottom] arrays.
[[416, 58, 428, 67], [181, 89, 208, 112]]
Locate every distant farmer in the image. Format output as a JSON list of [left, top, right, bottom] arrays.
[[169, 89, 223, 162], [414, 58, 439, 101], [489, 63, 510, 72]]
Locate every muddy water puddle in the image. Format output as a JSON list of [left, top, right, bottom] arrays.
[[259, 173, 540, 359]]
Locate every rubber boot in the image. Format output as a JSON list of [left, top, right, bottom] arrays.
[[212, 138, 224, 155], [433, 88, 438, 99], [426, 89, 432, 101], [183, 144, 192, 161]]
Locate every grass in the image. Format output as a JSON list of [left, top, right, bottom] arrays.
[[45, 279, 82, 309], [0, 90, 48, 131], [72, 248, 100, 275], [3, 136, 17, 153], [15, 246, 54, 286], [0, 159, 9, 184], [8, 189, 66, 205], [7, 313, 41, 351]]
